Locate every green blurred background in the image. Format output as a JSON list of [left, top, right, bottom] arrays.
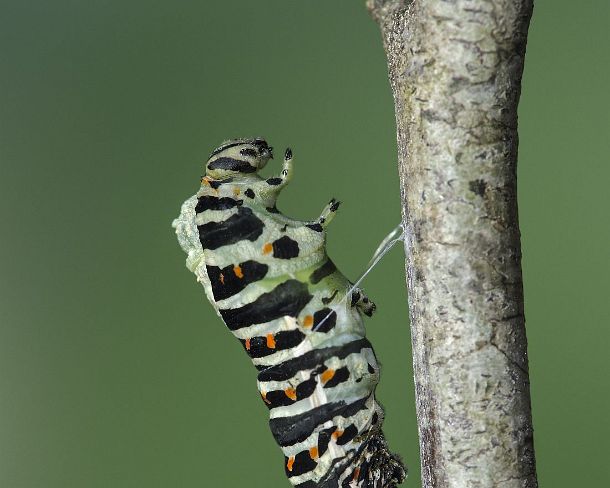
[[1, 1, 608, 486]]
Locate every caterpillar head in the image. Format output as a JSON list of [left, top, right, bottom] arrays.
[[205, 137, 273, 179]]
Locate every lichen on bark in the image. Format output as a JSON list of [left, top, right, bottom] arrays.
[[367, 1, 538, 487]]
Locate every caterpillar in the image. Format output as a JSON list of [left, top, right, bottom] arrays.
[[173, 138, 406, 487]]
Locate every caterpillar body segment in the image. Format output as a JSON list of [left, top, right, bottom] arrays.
[[173, 138, 405, 487]]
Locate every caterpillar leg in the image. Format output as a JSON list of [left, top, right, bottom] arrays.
[[280, 148, 294, 184], [350, 286, 377, 317], [264, 147, 293, 191], [317, 198, 341, 228], [305, 198, 340, 232]]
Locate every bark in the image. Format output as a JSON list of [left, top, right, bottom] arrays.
[[367, 1, 537, 487]]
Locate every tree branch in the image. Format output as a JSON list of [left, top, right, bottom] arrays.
[[367, 1, 538, 487]]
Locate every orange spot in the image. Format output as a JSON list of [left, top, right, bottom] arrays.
[[284, 388, 297, 401], [202, 177, 219, 194], [321, 369, 335, 384], [233, 265, 244, 278], [352, 467, 361, 481], [332, 430, 344, 440], [261, 391, 271, 405], [262, 243, 273, 255], [303, 315, 314, 328], [245, 338, 251, 350], [233, 187, 241, 196], [309, 447, 318, 459], [266, 333, 276, 349], [287, 456, 295, 472], [219, 273, 225, 285]]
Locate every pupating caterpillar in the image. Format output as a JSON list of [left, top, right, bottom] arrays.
[[173, 138, 406, 487]]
